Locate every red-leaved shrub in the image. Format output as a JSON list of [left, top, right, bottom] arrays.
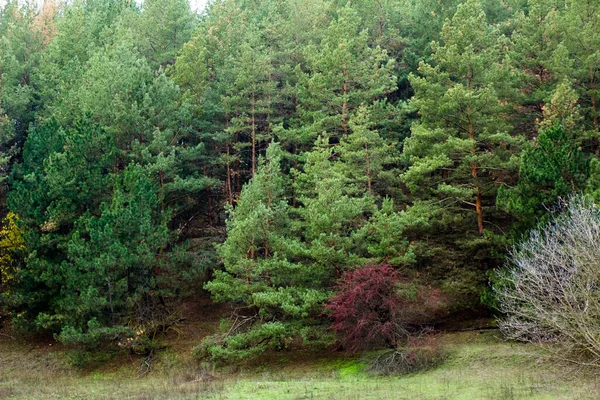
[[326, 264, 403, 352]]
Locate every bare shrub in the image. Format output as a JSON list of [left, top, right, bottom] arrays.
[[368, 330, 446, 375], [496, 196, 600, 362]]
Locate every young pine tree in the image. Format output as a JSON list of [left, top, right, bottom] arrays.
[[202, 144, 330, 363]]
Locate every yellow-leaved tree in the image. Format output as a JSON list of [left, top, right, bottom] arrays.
[[0, 213, 25, 293]]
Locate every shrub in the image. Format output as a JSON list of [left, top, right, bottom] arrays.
[[326, 264, 405, 352], [495, 196, 600, 362], [368, 331, 446, 375], [193, 321, 294, 365]]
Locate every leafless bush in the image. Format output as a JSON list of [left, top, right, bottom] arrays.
[[496, 196, 600, 362], [368, 329, 446, 375]]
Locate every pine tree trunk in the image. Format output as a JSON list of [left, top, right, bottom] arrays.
[[342, 68, 349, 135], [376, 0, 384, 42], [365, 142, 372, 193], [590, 69, 598, 130], [225, 113, 234, 205], [252, 89, 256, 177], [268, 71, 272, 140], [235, 130, 241, 195], [475, 187, 484, 234], [470, 129, 484, 234], [467, 71, 484, 234], [226, 144, 233, 206]]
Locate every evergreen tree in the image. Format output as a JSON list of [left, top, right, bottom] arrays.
[[0, 1, 44, 182], [202, 144, 328, 363], [340, 105, 397, 195], [509, 0, 563, 132], [300, 4, 396, 141], [58, 164, 171, 348], [136, 0, 196, 69], [552, 0, 600, 133], [401, 0, 521, 300], [7, 117, 116, 335], [225, 23, 276, 177], [499, 124, 589, 230], [8, 116, 173, 348], [295, 136, 376, 274], [403, 0, 519, 235], [36, 0, 134, 110]]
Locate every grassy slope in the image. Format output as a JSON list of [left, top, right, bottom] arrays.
[[1, 330, 599, 400]]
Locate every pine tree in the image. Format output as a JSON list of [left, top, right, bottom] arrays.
[[340, 105, 396, 195], [401, 0, 521, 301], [0, 1, 44, 181], [58, 164, 171, 348], [403, 0, 519, 235], [498, 124, 589, 230], [552, 0, 600, 133], [7, 117, 116, 335], [226, 24, 276, 177], [509, 0, 562, 131], [295, 136, 376, 273], [136, 0, 196, 69], [202, 144, 328, 363], [7, 116, 173, 348], [300, 4, 396, 140]]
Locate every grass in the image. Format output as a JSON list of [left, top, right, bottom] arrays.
[[1, 330, 599, 399]]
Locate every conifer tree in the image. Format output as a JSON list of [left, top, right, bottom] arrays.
[[403, 0, 519, 235], [552, 0, 600, 133], [499, 124, 589, 230], [300, 4, 396, 140], [7, 117, 116, 335], [401, 0, 521, 300], [58, 164, 171, 348], [136, 0, 196, 69], [226, 24, 276, 177], [203, 144, 329, 362], [0, 1, 44, 180], [509, 0, 562, 130], [340, 105, 396, 195], [8, 116, 173, 348], [208, 143, 292, 307]]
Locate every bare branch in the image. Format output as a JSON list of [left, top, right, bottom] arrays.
[[496, 196, 600, 363]]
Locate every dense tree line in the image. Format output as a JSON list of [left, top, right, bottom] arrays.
[[1, 0, 599, 361]]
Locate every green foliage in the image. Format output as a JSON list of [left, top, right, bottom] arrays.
[[136, 0, 196, 69], [300, 4, 397, 139], [0, 1, 44, 184], [7, 116, 173, 349], [498, 124, 590, 230], [3, 0, 600, 366], [402, 0, 522, 300], [194, 321, 293, 364]]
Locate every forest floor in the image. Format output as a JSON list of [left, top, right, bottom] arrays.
[[1, 300, 600, 400]]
